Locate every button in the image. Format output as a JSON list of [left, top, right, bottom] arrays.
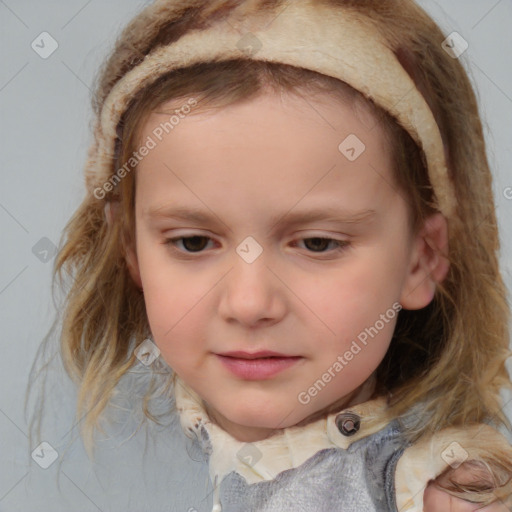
[[335, 412, 361, 436]]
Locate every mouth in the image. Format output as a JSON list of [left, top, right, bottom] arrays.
[[215, 351, 303, 380], [219, 350, 297, 359]]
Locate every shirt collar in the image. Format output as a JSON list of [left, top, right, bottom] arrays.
[[174, 376, 393, 485]]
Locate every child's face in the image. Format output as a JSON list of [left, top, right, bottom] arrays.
[[129, 90, 434, 441]]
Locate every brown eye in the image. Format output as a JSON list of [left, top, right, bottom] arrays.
[[303, 237, 331, 252], [165, 236, 212, 253], [300, 237, 349, 253]]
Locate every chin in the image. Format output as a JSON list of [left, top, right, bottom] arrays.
[[220, 402, 304, 432]]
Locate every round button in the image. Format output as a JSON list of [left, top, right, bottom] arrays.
[[335, 412, 361, 436]]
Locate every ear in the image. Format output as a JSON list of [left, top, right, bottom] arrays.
[[104, 201, 143, 290], [399, 212, 450, 310]]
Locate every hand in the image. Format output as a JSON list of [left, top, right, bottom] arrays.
[[422, 460, 510, 511], [423, 481, 510, 511]]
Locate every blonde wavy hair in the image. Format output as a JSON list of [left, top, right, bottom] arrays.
[[27, 0, 512, 504]]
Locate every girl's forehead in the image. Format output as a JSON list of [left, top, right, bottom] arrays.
[[134, 89, 400, 224], [138, 91, 389, 166], [140, 90, 386, 152], [145, 88, 375, 129]]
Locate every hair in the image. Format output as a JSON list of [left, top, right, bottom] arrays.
[[27, 0, 512, 504]]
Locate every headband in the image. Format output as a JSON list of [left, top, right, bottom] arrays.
[[86, 0, 457, 219]]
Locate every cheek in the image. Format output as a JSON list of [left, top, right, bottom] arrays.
[[307, 255, 403, 322], [135, 240, 202, 351], [143, 279, 204, 340], [300, 255, 402, 368], [143, 286, 208, 375]]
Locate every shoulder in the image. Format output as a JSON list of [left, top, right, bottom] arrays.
[[394, 423, 512, 511]]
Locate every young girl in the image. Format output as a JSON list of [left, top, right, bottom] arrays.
[[27, 0, 512, 510]]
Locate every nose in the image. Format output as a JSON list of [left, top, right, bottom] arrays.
[[217, 249, 287, 328]]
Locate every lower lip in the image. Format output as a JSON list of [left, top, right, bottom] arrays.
[[216, 355, 302, 380]]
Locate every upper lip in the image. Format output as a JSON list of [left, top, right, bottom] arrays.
[[218, 350, 298, 359]]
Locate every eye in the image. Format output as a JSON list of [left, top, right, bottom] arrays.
[[293, 237, 350, 254], [164, 235, 214, 253]]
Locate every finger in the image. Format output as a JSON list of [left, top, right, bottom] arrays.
[[423, 482, 509, 511]]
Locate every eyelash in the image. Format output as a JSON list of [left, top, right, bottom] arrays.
[[163, 235, 350, 257]]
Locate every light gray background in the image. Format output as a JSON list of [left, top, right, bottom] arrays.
[[1, 1, 511, 511]]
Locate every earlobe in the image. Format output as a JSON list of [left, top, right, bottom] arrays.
[[399, 213, 450, 310], [104, 200, 143, 290]]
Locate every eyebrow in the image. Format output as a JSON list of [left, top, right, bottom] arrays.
[[144, 204, 376, 231]]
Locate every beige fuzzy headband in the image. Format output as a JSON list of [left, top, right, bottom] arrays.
[[86, 0, 457, 219]]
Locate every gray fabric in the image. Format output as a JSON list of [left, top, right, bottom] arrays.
[[209, 420, 408, 512]]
